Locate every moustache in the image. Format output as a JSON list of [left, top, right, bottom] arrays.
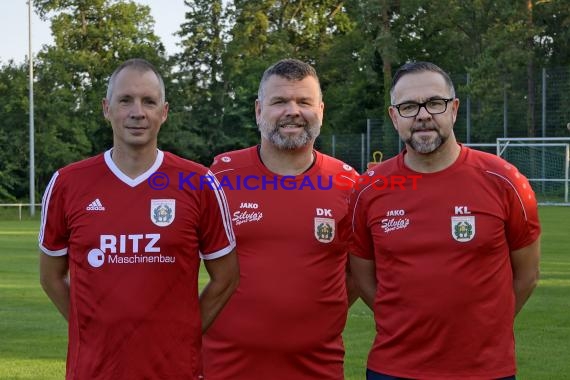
[[411, 123, 437, 133], [278, 119, 307, 128]]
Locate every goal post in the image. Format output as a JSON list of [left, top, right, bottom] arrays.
[[496, 138, 570, 205]]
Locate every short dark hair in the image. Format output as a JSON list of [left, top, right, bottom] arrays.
[[258, 58, 322, 100], [106, 58, 166, 102], [390, 61, 455, 103]]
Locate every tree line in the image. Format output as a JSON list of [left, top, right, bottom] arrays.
[[1, 0, 569, 201]]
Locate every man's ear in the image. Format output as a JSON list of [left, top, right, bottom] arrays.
[[255, 99, 261, 124], [162, 102, 169, 123], [451, 98, 460, 124], [388, 106, 399, 131]]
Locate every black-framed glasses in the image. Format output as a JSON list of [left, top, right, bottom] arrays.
[[392, 98, 454, 118]]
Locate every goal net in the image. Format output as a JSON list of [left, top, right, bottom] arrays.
[[496, 138, 570, 205]]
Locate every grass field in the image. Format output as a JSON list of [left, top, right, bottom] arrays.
[[0, 207, 568, 379]]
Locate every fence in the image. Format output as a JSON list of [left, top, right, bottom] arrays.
[[319, 131, 570, 205], [319, 65, 570, 171], [0, 204, 42, 220], [4, 66, 570, 208], [451, 67, 570, 143], [318, 120, 401, 173]]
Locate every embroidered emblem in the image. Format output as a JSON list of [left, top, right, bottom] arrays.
[[151, 199, 175, 227], [314, 217, 335, 243], [451, 216, 475, 242]]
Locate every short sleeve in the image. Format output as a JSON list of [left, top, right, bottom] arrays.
[[198, 171, 236, 260], [38, 171, 69, 256], [502, 169, 541, 251]]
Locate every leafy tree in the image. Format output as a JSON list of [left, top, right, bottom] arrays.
[[0, 62, 29, 201], [453, 0, 538, 140], [169, 0, 234, 163], [2, 0, 570, 201], [219, 1, 356, 149], [530, 0, 570, 136], [379, 0, 539, 142], [31, 0, 168, 194]]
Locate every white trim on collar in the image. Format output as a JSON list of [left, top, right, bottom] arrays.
[[104, 149, 164, 187]]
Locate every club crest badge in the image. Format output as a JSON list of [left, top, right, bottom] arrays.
[[314, 217, 335, 243], [151, 199, 175, 227], [451, 216, 475, 242]]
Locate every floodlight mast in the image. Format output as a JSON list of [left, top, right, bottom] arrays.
[[28, 0, 36, 216]]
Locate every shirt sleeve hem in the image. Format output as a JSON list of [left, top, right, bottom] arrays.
[[349, 250, 374, 260], [39, 244, 68, 257], [510, 230, 541, 252], [200, 241, 236, 260]]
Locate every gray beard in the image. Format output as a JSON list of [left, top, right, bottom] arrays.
[[258, 118, 320, 150], [405, 124, 445, 154]]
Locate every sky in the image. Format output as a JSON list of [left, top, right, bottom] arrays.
[[0, 0, 188, 64]]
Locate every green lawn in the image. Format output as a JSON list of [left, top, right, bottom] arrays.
[[0, 207, 568, 379]]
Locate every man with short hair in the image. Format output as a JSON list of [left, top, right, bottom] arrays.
[[350, 61, 541, 380], [39, 58, 239, 379], [202, 58, 358, 380]]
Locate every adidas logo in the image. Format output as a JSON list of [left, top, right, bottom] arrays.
[[86, 198, 106, 211]]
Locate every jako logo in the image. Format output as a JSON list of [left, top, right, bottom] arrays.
[[239, 202, 259, 209]]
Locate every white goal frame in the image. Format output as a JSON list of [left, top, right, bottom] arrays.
[[0, 203, 42, 220], [496, 137, 570, 205]]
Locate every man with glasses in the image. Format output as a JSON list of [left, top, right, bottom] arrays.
[[349, 61, 541, 380]]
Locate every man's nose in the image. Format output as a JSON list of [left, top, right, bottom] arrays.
[[284, 101, 301, 116], [129, 100, 145, 118]]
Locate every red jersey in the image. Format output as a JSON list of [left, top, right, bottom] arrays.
[[39, 150, 235, 380], [202, 146, 358, 380], [350, 145, 540, 379]]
